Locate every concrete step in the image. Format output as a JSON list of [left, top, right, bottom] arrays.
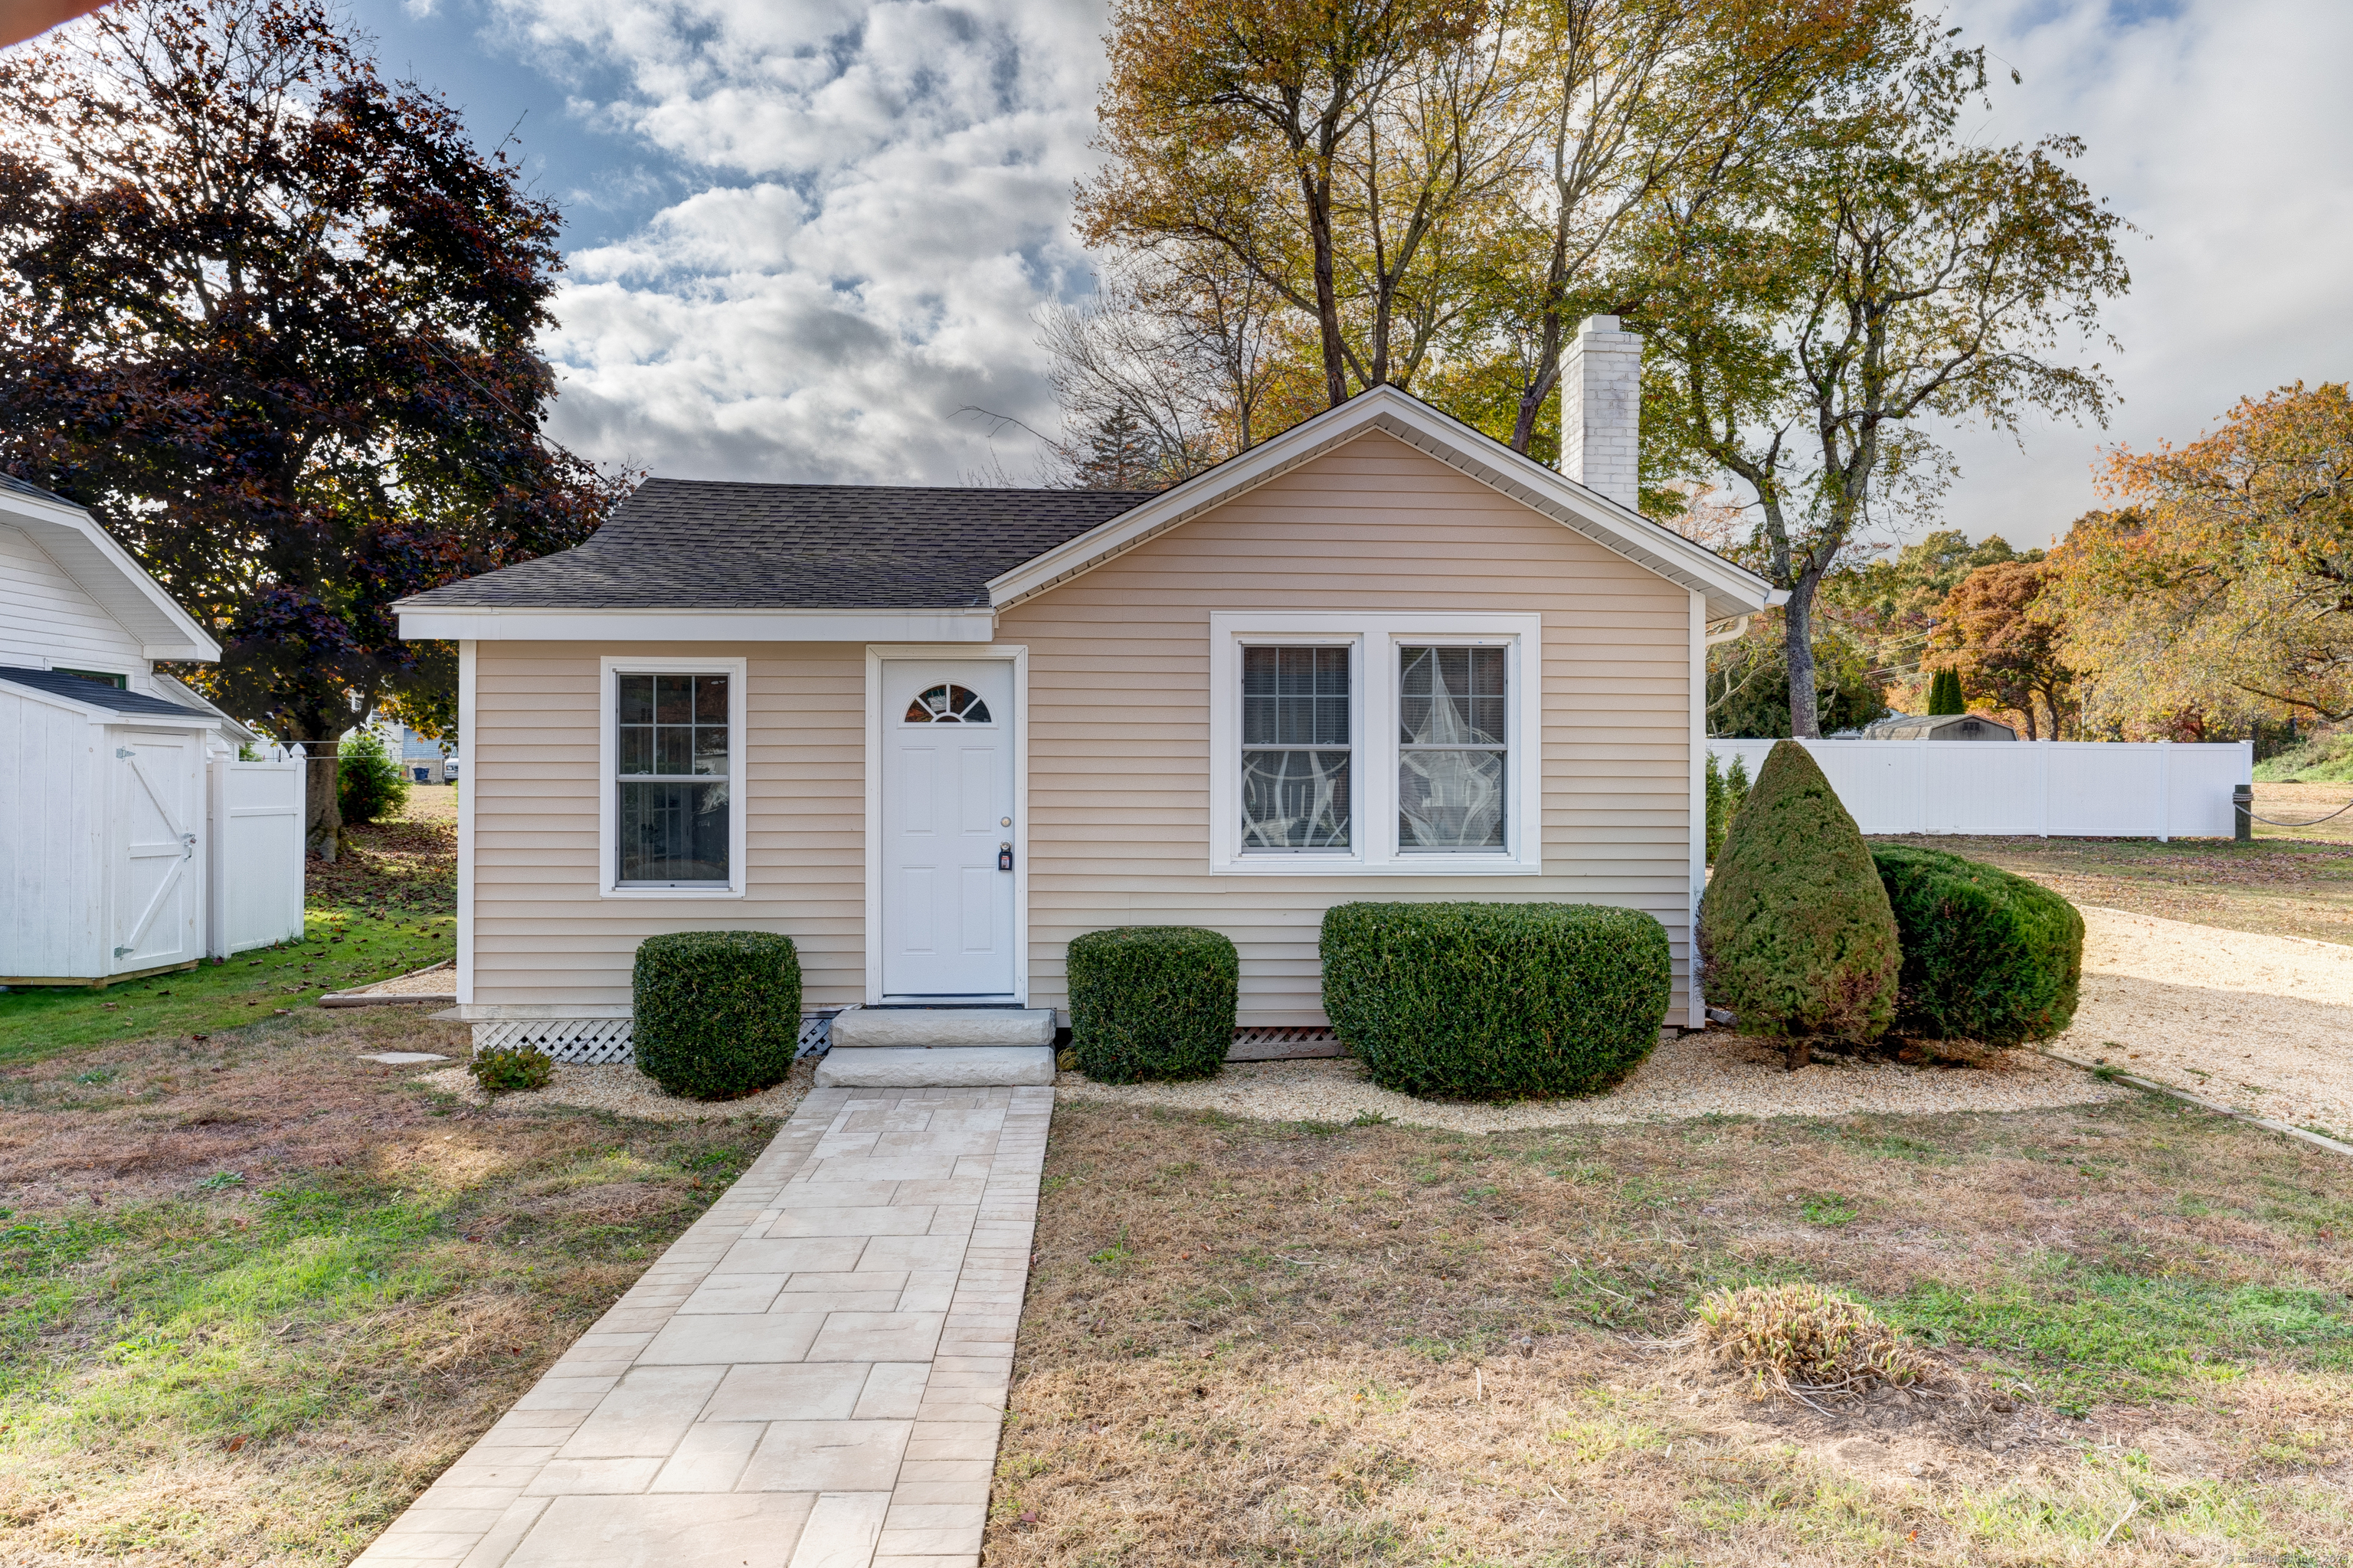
[[829, 1007, 1055, 1049], [814, 1045, 1057, 1088]]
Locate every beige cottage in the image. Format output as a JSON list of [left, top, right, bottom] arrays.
[[397, 350, 1781, 1061]]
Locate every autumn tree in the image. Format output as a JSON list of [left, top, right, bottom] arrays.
[[1638, 17, 2128, 737], [1926, 558, 2072, 738], [1081, 0, 1485, 411], [2057, 384, 2353, 731], [0, 0, 625, 856], [1819, 527, 2035, 704]]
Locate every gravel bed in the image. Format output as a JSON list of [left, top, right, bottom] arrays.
[[1055, 1029, 2125, 1134], [414, 1057, 813, 1121], [2054, 905, 2353, 1140], [335, 962, 455, 997]]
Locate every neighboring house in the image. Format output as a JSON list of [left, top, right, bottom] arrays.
[[346, 720, 457, 784], [1, 475, 303, 983], [395, 319, 1782, 1052], [1866, 712, 2020, 741]]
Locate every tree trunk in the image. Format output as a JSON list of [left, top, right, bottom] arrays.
[[1784, 577, 1822, 738], [305, 737, 343, 862]]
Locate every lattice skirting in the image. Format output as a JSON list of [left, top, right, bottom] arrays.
[[473, 1013, 835, 1065], [1232, 1025, 1338, 1048]]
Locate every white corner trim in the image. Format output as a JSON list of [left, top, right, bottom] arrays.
[[1206, 612, 1543, 876], [0, 486, 222, 661], [595, 655, 750, 899], [863, 644, 1029, 1005], [398, 606, 997, 643], [984, 387, 1779, 620], [457, 640, 476, 1006], [1687, 591, 1706, 1029]]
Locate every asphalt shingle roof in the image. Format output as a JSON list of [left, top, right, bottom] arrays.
[[396, 480, 1158, 611], [0, 666, 214, 719]]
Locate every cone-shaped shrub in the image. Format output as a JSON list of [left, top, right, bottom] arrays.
[[633, 931, 801, 1099], [1699, 740, 1899, 1044], [1067, 926, 1238, 1082], [1872, 845, 2084, 1043]]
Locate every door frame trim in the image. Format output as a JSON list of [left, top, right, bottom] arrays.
[[863, 643, 1029, 1006]]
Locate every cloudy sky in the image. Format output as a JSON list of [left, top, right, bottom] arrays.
[[346, 0, 2352, 542]]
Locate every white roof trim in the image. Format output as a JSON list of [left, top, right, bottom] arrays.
[[984, 385, 1785, 622], [398, 605, 1000, 643], [0, 484, 221, 661]]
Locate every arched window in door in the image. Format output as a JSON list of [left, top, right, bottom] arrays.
[[904, 684, 992, 724]]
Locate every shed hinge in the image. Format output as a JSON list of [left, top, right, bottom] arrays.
[[113, 946, 133, 957], [116, 748, 134, 758]]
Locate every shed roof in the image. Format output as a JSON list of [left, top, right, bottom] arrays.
[[0, 665, 217, 720], [394, 482, 1157, 612]]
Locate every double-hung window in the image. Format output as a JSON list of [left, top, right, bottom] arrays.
[[601, 658, 746, 895], [1211, 614, 1540, 872]]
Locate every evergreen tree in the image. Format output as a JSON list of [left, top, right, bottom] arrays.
[[1071, 406, 1165, 490], [1926, 669, 1965, 715]]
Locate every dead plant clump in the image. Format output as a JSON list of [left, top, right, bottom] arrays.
[[1684, 1282, 1945, 1409]]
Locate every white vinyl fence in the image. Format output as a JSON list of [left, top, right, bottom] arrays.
[[1707, 738, 2253, 840], [207, 745, 307, 956]]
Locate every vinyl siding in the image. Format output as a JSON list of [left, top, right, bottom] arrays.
[[466, 432, 1697, 1020], [997, 432, 1696, 1024], [469, 643, 868, 1007], [0, 522, 154, 689]]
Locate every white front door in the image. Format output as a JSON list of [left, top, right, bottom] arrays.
[[880, 660, 1018, 999], [110, 728, 204, 974]]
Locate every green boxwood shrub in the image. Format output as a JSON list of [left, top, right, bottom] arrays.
[[1320, 902, 1672, 1100], [1872, 845, 2084, 1043], [1699, 739, 1900, 1049], [337, 728, 411, 824], [1067, 926, 1238, 1083], [633, 931, 802, 1099]]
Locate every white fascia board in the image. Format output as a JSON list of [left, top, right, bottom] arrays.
[[396, 606, 999, 643], [0, 487, 221, 662], [983, 385, 1781, 621]]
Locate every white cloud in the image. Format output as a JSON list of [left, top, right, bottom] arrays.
[[497, 0, 1111, 483], [1928, 0, 2353, 544]]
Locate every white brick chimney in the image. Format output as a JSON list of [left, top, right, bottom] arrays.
[[1560, 314, 1642, 510]]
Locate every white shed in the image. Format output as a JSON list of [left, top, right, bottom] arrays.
[[0, 475, 306, 985]]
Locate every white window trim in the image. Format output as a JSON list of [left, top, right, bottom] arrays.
[[862, 643, 1030, 1005], [597, 655, 748, 899], [1209, 612, 1543, 875]]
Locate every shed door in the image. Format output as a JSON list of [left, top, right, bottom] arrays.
[[880, 660, 1017, 999], [110, 729, 204, 974]]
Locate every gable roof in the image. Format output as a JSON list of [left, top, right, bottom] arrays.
[[0, 476, 221, 661], [0, 665, 219, 722], [395, 386, 1779, 643], [987, 386, 1780, 621], [400, 483, 1154, 612]]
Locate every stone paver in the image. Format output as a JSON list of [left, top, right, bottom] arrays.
[[353, 1085, 1050, 1568]]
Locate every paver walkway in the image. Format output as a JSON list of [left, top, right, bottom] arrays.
[[355, 1084, 1051, 1568]]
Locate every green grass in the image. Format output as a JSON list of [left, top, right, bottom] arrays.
[[0, 905, 454, 1065]]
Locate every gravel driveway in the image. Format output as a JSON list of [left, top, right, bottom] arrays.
[[2055, 905, 2353, 1141]]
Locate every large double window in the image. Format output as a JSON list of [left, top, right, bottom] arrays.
[[601, 660, 745, 895], [1213, 615, 1540, 873]]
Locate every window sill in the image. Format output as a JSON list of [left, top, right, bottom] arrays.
[[600, 885, 746, 899], [1211, 856, 1541, 876]]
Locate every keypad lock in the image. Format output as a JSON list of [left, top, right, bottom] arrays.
[[998, 843, 1014, 872]]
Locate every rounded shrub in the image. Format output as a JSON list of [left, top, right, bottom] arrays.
[[337, 729, 411, 824], [1698, 739, 1900, 1050], [1066, 926, 1237, 1083], [1320, 902, 1672, 1100], [1872, 844, 2084, 1043], [632, 931, 802, 1100]]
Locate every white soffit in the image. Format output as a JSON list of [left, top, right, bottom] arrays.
[[397, 606, 1000, 643], [0, 487, 221, 662], [984, 385, 1785, 622]]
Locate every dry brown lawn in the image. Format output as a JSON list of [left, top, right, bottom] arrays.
[[991, 1097, 2353, 1566], [0, 1007, 781, 1565]]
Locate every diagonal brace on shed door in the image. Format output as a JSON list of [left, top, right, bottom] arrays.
[[114, 747, 195, 958]]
